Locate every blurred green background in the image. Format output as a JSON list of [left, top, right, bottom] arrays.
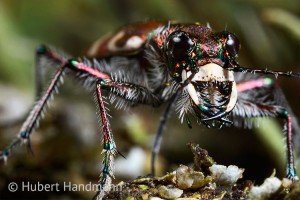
[[0, 0, 299, 199]]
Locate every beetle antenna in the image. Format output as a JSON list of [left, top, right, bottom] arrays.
[[231, 60, 300, 78]]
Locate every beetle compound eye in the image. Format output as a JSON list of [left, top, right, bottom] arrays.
[[166, 31, 195, 60], [225, 32, 240, 58], [216, 31, 240, 59]]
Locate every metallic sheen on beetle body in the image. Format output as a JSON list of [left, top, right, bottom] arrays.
[[1, 21, 299, 199]]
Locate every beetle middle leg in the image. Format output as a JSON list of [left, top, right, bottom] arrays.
[[95, 81, 117, 193], [233, 99, 299, 180], [0, 45, 164, 193], [151, 94, 178, 176]]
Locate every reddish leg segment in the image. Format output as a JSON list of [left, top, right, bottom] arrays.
[[236, 78, 273, 92], [233, 100, 298, 180], [1, 45, 163, 197], [0, 46, 68, 161], [235, 75, 298, 180], [95, 82, 117, 193]]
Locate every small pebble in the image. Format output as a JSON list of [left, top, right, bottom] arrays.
[[149, 197, 163, 200], [158, 185, 183, 199], [176, 165, 210, 189], [248, 176, 281, 199], [209, 164, 244, 185], [176, 165, 194, 189]]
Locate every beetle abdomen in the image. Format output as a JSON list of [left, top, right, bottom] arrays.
[[88, 21, 165, 57]]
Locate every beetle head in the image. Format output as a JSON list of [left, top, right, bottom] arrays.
[[164, 28, 240, 125]]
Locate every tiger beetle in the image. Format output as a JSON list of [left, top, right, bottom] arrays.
[[0, 21, 299, 199]]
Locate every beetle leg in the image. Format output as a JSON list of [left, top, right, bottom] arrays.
[[68, 59, 162, 107], [233, 100, 299, 180], [236, 77, 273, 92], [0, 45, 70, 128], [34, 45, 71, 96], [151, 75, 198, 176], [95, 82, 117, 196], [151, 93, 178, 176], [0, 46, 68, 162]]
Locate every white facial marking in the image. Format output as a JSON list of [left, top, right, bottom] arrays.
[[226, 81, 237, 112], [181, 69, 187, 81], [193, 63, 234, 82], [182, 70, 199, 105], [187, 83, 199, 105], [181, 63, 237, 110]]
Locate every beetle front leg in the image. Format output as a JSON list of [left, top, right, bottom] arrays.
[[233, 100, 299, 180], [95, 81, 117, 195]]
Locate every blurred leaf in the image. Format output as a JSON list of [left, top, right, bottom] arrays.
[[262, 8, 300, 42], [254, 118, 286, 174], [0, 2, 35, 89]]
